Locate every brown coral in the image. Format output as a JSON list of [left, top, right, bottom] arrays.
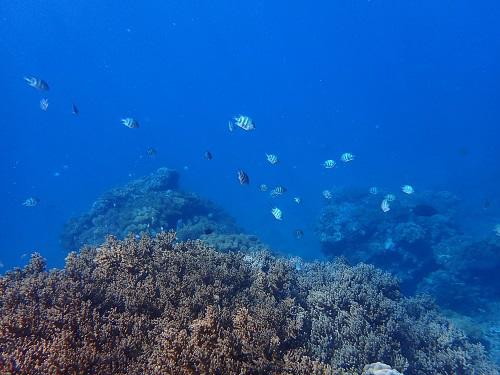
[[0, 233, 496, 374]]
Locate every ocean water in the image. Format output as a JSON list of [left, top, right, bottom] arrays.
[[1, 2, 499, 278]]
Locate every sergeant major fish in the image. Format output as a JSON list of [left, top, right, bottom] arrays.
[[271, 207, 283, 220], [270, 186, 287, 198], [24, 76, 49, 91], [401, 185, 414, 194], [22, 197, 39, 207], [237, 170, 249, 185], [340, 152, 355, 162], [323, 159, 336, 169], [121, 117, 139, 129], [232, 115, 255, 131], [39, 98, 49, 111], [266, 153, 279, 164]]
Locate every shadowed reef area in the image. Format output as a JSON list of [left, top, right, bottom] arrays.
[[0, 233, 496, 374]]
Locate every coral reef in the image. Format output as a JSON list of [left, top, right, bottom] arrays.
[[317, 188, 459, 291], [1, 234, 496, 374], [61, 168, 240, 250]]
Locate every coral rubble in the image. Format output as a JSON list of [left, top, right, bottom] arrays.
[[1, 233, 496, 374], [61, 168, 240, 251]]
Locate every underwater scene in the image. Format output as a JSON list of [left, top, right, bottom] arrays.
[[1, 1, 500, 374]]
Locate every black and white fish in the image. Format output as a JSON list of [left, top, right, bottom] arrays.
[[147, 147, 157, 157], [401, 185, 414, 194], [72, 103, 79, 115], [266, 153, 279, 164], [294, 229, 304, 239], [322, 190, 333, 199], [121, 117, 139, 129], [204, 151, 213, 160], [24, 76, 49, 91], [232, 115, 255, 131], [369, 186, 379, 195], [293, 197, 302, 204], [39, 98, 49, 111], [22, 197, 39, 207], [381, 199, 391, 213], [270, 186, 287, 198], [323, 159, 336, 169], [340, 152, 355, 162], [271, 207, 283, 220], [237, 170, 249, 185], [259, 184, 268, 192]]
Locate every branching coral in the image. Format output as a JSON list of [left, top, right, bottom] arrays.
[[0, 234, 496, 374]]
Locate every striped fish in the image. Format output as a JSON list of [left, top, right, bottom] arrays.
[[39, 98, 49, 111], [266, 153, 279, 164], [401, 185, 414, 194], [233, 115, 255, 131], [293, 197, 301, 204], [322, 190, 333, 199], [340, 152, 355, 162], [259, 184, 268, 192], [384, 194, 396, 202], [270, 186, 287, 198], [24, 76, 49, 91], [121, 117, 140, 129], [271, 207, 283, 220], [369, 186, 379, 195], [22, 197, 39, 207], [381, 199, 391, 213], [323, 159, 336, 169], [237, 170, 249, 185]]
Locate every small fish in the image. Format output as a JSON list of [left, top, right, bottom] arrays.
[[293, 197, 302, 204], [204, 151, 213, 160], [237, 170, 249, 185], [384, 194, 396, 202], [322, 190, 333, 199], [72, 103, 79, 115], [294, 229, 304, 239], [147, 147, 157, 157], [22, 197, 39, 207], [369, 186, 379, 195], [401, 185, 414, 195], [340, 152, 355, 162], [39, 98, 49, 111], [228, 121, 234, 132], [494, 224, 500, 237], [381, 199, 391, 213], [259, 184, 268, 192], [323, 159, 336, 169], [266, 153, 279, 164], [121, 117, 139, 129], [24, 76, 49, 91], [232, 115, 255, 131], [270, 186, 287, 198], [271, 207, 283, 220]]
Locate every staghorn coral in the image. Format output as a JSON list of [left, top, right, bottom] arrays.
[[0, 234, 497, 374], [61, 168, 240, 250], [199, 232, 270, 253]]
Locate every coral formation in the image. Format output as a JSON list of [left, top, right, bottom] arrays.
[[317, 188, 459, 291], [1, 234, 496, 374], [61, 168, 240, 250]]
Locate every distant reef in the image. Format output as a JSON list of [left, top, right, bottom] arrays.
[[61, 167, 247, 251], [317, 188, 500, 312], [1, 233, 496, 374]]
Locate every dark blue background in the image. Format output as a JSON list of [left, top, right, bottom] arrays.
[[1, 0, 499, 269]]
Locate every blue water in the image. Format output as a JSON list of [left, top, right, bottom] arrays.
[[1, 0, 499, 270]]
